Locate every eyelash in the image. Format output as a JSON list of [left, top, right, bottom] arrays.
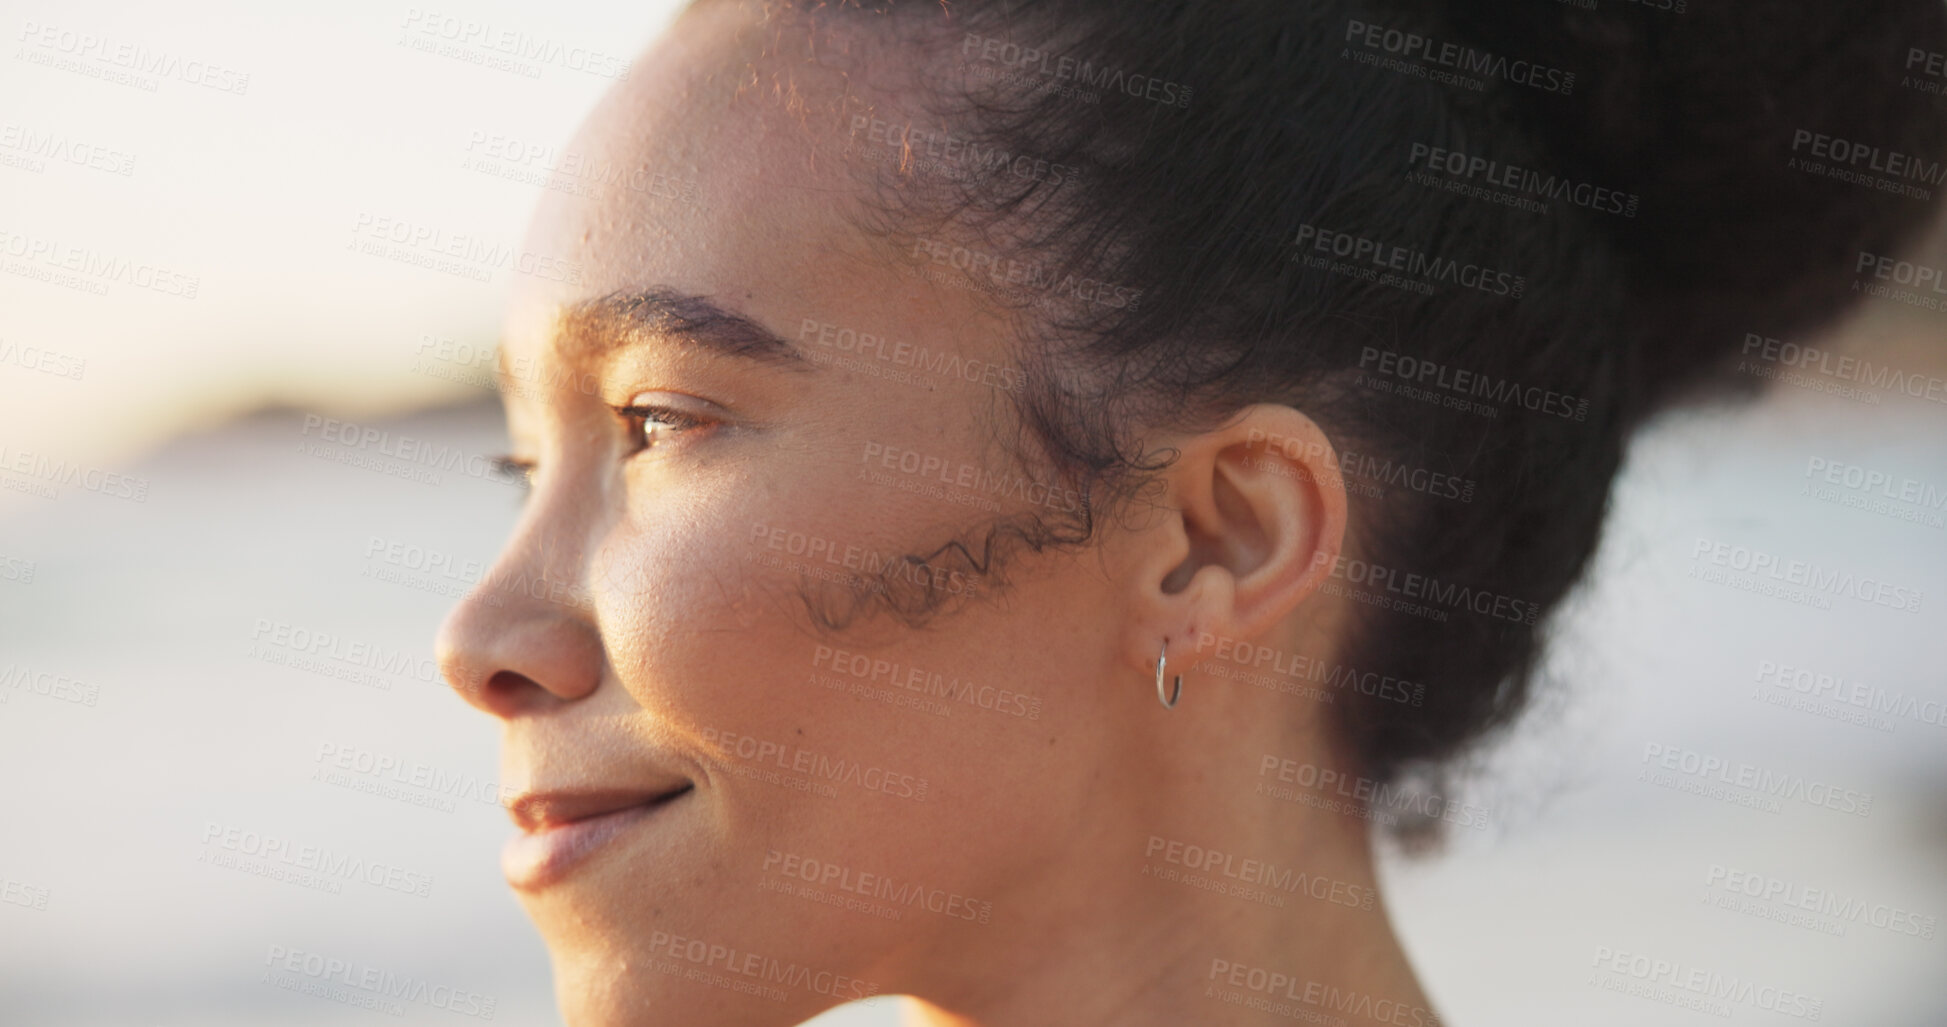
[[491, 404, 710, 497], [614, 403, 712, 453], [493, 455, 536, 493]]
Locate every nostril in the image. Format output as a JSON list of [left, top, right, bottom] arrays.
[[478, 669, 560, 717]]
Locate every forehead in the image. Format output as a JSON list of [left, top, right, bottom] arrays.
[[500, 2, 917, 371]]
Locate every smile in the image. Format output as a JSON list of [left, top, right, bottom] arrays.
[[500, 785, 694, 891]]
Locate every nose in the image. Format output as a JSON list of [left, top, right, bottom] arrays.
[[437, 513, 605, 719]]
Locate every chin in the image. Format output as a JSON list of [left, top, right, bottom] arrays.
[[550, 951, 661, 1027], [543, 935, 843, 1027], [520, 873, 815, 1027]]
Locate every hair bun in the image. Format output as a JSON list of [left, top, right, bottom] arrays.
[[1438, 1, 1947, 411]]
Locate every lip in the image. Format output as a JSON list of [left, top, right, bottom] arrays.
[[501, 785, 693, 892]]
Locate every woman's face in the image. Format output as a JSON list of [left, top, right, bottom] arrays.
[[436, 6, 1223, 1024]]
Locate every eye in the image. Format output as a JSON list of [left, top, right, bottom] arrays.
[[613, 402, 713, 455], [492, 455, 537, 498]]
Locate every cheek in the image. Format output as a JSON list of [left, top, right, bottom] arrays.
[[586, 490, 905, 773], [589, 507, 783, 713], [581, 457, 1105, 905], [587, 496, 993, 784]]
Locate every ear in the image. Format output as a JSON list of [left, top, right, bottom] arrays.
[[1120, 404, 1348, 678]]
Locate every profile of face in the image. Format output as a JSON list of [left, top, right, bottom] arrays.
[[426, 0, 1947, 1020], [435, 4, 1430, 1026]]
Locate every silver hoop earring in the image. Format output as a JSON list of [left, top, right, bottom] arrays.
[[1156, 638, 1183, 709]]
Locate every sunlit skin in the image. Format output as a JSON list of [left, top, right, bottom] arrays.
[[435, 3, 1436, 1025]]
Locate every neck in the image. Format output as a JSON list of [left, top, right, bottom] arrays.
[[897, 729, 1435, 1026]]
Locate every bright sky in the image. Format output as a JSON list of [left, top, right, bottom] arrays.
[[0, 0, 681, 480], [5, 0, 1944, 494]]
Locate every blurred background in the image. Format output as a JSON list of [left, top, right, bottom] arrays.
[[1, 1, 1944, 1024]]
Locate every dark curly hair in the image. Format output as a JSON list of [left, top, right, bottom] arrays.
[[704, 0, 1947, 838]]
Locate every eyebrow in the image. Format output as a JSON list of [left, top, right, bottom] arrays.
[[555, 286, 816, 372]]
